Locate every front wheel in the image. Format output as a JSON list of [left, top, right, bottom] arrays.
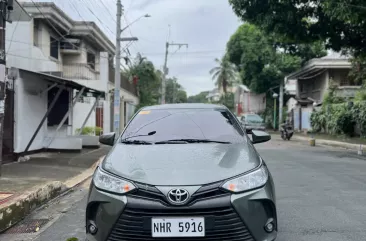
[[280, 131, 286, 140]]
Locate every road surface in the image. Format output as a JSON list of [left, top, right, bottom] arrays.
[[2, 137, 366, 241]]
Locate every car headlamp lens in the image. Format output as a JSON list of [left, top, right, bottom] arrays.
[[222, 165, 268, 193], [93, 168, 136, 194]]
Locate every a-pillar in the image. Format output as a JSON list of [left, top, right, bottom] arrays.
[[100, 52, 110, 133]]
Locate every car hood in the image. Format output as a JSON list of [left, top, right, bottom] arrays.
[[102, 142, 261, 186]]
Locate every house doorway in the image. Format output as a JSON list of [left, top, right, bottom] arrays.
[[2, 81, 15, 163]]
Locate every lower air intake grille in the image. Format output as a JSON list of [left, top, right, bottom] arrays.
[[107, 206, 255, 241]]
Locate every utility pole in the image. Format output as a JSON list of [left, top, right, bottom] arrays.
[[114, 0, 137, 135], [0, 0, 12, 176], [279, 80, 284, 126], [161, 42, 188, 104]]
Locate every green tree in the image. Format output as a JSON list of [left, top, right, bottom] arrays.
[[228, 0, 366, 82], [187, 91, 209, 103], [209, 56, 238, 93], [228, 0, 366, 55], [126, 54, 161, 109], [219, 93, 235, 112], [226, 23, 306, 93], [165, 77, 188, 103]]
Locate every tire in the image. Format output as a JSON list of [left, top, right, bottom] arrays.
[[280, 132, 286, 140]]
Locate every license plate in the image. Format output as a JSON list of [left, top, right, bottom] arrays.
[[152, 217, 205, 237]]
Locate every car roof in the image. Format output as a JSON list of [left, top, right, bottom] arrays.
[[141, 103, 227, 111]]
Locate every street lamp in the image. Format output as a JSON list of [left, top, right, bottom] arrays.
[[121, 14, 151, 32], [273, 93, 278, 130]]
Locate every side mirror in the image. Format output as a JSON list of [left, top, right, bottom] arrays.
[[251, 130, 271, 144], [99, 132, 116, 146]]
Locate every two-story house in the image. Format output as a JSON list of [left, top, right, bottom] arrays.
[[5, 2, 138, 157], [284, 52, 360, 131]]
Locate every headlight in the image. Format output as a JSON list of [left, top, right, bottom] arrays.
[[93, 167, 136, 194], [222, 165, 268, 193]]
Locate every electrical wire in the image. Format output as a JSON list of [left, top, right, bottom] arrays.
[[94, 0, 116, 23], [79, 0, 115, 36], [6, 4, 23, 54], [122, 15, 141, 54], [29, 0, 108, 59]]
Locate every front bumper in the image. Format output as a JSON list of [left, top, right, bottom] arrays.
[[86, 178, 277, 241]]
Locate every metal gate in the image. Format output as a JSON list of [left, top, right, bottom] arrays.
[[2, 85, 15, 163]]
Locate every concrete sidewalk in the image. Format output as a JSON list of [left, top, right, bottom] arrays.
[[0, 146, 110, 232], [269, 131, 365, 152], [291, 135, 364, 151]]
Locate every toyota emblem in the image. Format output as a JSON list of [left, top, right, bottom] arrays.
[[167, 188, 190, 205]]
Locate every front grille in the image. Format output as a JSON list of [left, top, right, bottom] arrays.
[[130, 181, 228, 206], [107, 206, 255, 241]]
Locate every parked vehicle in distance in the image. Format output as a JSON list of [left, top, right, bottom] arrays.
[[280, 121, 294, 140], [240, 113, 266, 133], [86, 104, 277, 241]]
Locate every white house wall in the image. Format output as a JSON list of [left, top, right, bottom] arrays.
[[72, 100, 97, 134], [6, 19, 61, 72], [14, 71, 48, 153]]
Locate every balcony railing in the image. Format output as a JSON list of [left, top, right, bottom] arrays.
[[62, 64, 100, 80]]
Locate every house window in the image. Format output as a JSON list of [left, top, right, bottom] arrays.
[[50, 37, 59, 59], [33, 20, 40, 46], [340, 76, 359, 86], [87, 52, 96, 70], [300, 83, 305, 92]]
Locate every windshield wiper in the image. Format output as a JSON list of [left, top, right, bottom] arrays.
[[121, 140, 153, 145], [155, 139, 231, 144]]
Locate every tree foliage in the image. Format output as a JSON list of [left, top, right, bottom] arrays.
[[187, 91, 209, 103], [228, 0, 366, 55], [209, 56, 238, 93], [126, 54, 161, 109], [219, 93, 235, 112], [226, 23, 324, 93], [165, 77, 188, 104]]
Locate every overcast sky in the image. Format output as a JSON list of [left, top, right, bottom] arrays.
[[26, 0, 241, 96]]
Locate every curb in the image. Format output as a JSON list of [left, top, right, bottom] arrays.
[[292, 135, 364, 151], [0, 155, 105, 233]]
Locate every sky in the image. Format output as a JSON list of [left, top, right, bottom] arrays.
[[25, 0, 242, 96]]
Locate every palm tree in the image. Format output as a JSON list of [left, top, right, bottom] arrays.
[[209, 55, 238, 93]]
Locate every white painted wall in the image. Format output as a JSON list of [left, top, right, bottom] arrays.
[[13, 70, 48, 152], [286, 97, 298, 113], [72, 100, 97, 134], [6, 19, 61, 72]]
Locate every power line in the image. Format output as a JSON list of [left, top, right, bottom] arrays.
[[79, 0, 115, 36], [94, 0, 116, 23], [6, 36, 225, 57], [29, 0, 95, 57], [122, 15, 141, 54], [6, 4, 23, 54]]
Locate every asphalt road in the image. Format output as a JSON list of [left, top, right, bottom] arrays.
[[2, 137, 366, 241]]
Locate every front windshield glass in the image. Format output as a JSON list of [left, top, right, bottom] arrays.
[[245, 114, 263, 123], [121, 108, 245, 143]]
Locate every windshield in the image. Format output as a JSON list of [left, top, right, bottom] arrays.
[[121, 108, 245, 143], [245, 114, 263, 123]]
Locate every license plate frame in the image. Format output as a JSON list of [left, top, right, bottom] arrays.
[[151, 217, 205, 237]]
